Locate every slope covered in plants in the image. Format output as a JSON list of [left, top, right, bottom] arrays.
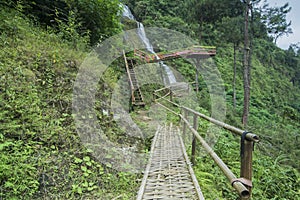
[[123, 0, 300, 198], [1, 0, 299, 199], [0, 2, 140, 199]]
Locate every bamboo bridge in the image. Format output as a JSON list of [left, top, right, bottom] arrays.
[[136, 87, 259, 200], [122, 47, 259, 199], [137, 123, 204, 199], [134, 46, 216, 63], [124, 46, 216, 108]]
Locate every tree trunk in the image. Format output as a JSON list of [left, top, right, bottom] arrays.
[[249, 4, 254, 96], [233, 43, 237, 111], [242, 0, 251, 127], [199, 17, 203, 42]]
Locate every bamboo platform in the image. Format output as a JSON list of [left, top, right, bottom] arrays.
[[137, 124, 204, 200], [134, 46, 216, 63]]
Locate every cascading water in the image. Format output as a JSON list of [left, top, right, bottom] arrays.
[[136, 22, 154, 53], [122, 5, 176, 85], [122, 5, 135, 20]]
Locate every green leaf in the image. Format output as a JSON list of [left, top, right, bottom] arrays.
[[82, 181, 88, 187], [0, 141, 13, 151], [74, 157, 83, 164], [83, 172, 89, 177], [87, 186, 96, 191], [81, 166, 87, 172], [83, 156, 90, 162], [77, 187, 83, 194]]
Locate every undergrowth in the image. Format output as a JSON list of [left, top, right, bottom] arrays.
[[1, 2, 300, 200], [0, 7, 140, 199]]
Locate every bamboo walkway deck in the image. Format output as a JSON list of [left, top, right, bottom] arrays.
[[137, 124, 204, 200], [134, 46, 216, 63]]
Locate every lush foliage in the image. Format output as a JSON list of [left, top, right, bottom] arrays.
[[0, 6, 139, 199], [261, 2, 292, 43], [2, 0, 122, 45], [123, 0, 300, 198], [1, 0, 299, 199]]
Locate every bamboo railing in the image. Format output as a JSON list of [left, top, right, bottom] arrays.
[[123, 50, 135, 102], [153, 86, 259, 199]]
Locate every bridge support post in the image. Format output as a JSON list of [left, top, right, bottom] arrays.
[[240, 136, 254, 199], [191, 114, 197, 165], [169, 87, 173, 101]]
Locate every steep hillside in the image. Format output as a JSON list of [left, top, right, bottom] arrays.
[[0, 6, 139, 199], [1, 0, 299, 199], [122, 0, 300, 198]]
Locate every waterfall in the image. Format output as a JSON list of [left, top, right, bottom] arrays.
[[136, 22, 155, 54], [121, 5, 135, 20], [122, 5, 176, 85], [162, 63, 176, 84]]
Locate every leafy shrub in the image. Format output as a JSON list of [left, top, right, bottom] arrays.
[[0, 7, 139, 199]]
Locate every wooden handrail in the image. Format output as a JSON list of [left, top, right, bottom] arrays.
[[123, 50, 135, 101], [180, 115, 250, 199], [154, 93, 180, 108], [181, 106, 259, 142], [153, 89, 259, 142]]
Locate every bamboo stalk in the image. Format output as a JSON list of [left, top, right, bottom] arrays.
[[181, 106, 259, 142], [180, 116, 250, 199]]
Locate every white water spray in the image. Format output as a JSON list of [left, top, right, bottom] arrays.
[[122, 5, 176, 85]]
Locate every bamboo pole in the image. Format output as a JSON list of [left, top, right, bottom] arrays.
[[191, 114, 197, 165], [123, 50, 135, 102], [182, 108, 187, 141], [154, 93, 181, 108], [180, 115, 250, 199], [240, 139, 254, 199], [181, 106, 259, 143], [155, 102, 254, 199], [169, 87, 173, 101]]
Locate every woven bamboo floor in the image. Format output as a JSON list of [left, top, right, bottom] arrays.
[[137, 124, 205, 200]]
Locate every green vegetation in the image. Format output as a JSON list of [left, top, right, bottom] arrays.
[[124, 0, 299, 199], [1, 0, 299, 199], [0, 3, 139, 199], [3, 0, 122, 45]]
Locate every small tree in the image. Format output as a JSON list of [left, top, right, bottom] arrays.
[[262, 2, 292, 44], [241, 0, 251, 127], [219, 16, 244, 110]]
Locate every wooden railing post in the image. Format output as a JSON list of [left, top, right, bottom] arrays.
[[169, 87, 173, 102], [191, 114, 197, 165], [240, 135, 254, 199]]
